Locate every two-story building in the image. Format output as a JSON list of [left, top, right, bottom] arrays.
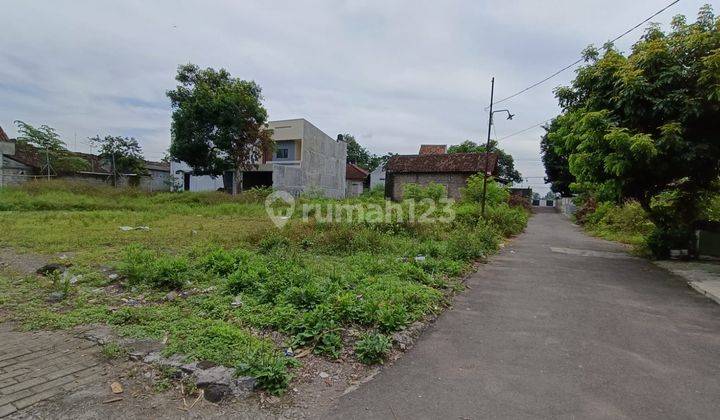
[[171, 118, 347, 198]]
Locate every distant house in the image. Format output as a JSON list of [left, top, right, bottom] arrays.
[[172, 118, 347, 198], [369, 165, 386, 190], [385, 147, 498, 201], [418, 144, 447, 155], [345, 163, 369, 197], [0, 129, 170, 190]]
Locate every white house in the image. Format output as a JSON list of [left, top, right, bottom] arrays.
[[172, 119, 347, 198], [369, 165, 385, 190]]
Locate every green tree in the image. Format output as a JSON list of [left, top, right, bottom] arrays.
[[447, 140, 523, 184], [339, 133, 391, 171], [14, 120, 88, 176], [167, 64, 273, 194], [89, 135, 146, 184], [545, 5, 720, 257], [540, 120, 574, 196]]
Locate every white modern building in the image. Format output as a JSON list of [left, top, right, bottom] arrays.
[[171, 119, 347, 198]]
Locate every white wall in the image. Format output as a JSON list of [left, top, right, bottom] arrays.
[[170, 161, 224, 192], [370, 166, 385, 189]]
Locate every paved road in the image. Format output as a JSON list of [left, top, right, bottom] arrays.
[[327, 209, 720, 419]]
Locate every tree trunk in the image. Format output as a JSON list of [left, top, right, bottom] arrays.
[[232, 168, 242, 196]]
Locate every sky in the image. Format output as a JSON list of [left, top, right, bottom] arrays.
[[0, 0, 706, 193]]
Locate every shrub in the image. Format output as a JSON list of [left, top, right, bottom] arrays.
[[461, 175, 509, 205], [485, 203, 529, 237], [355, 332, 391, 364], [119, 245, 191, 289], [248, 353, 297, 396], [225, 259, 270, 295], [403, 183, 447, 201], [314, 332, 343, 359]]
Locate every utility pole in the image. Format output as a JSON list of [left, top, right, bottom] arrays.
[[481, 77, 495, 217]]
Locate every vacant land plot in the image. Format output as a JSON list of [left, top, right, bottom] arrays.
[[0, 181, 527, 399]]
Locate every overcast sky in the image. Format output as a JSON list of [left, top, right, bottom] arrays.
[[1, 0, 704, 192]]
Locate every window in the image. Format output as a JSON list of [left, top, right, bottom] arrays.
[[276, 148, 288, 159]]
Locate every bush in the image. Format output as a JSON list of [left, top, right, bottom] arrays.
[[119, 245, 191, 289], [314, 332, 343, 359], [461, 175, 509, 205], [403, 183, 447, 201], [646, 227, 695, 259], [355, 332, 391, 364], [485, 204, 529, 237]]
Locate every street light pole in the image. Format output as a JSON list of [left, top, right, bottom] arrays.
[[481, 77, 494, 217]]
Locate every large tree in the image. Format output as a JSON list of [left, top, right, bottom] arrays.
[[544, 5, 720, 256], [339, 133, 392, 171], [14, 120, 88, 176], [89, 135, 146, 185], [447, 140, 523, 184], [167, 64, 273, 194], [540, 119, 574, 196]]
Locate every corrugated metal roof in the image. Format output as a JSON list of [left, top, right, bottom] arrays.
[[386, 152, 498, 174]]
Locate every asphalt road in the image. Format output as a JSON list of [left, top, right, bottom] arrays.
[[326, 208, 720, 419]]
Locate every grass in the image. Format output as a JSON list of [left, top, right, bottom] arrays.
[[579, 200, 654, 248], [0, 180, 528, 394]]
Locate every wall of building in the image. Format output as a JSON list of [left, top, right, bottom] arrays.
[[298, 120, 347, 199], [272, 164, 304, 196], [272, 140, 298, 162], [170, 161, 224, 192], [0, 155, 36, 187], [387, 172, 471, 201], [370, 167, 385, 190], [346, 180, 365, 197]]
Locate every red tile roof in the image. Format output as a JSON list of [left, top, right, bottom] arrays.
[[0, 126, 9, 142], [386, 152, 498, 175], [418, 144, 447, 155], [346, 163, 370, 180], [5, 141, 168, 174]]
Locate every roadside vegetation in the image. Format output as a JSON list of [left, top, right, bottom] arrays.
[[0, 179, 527, 394], [541, 5, 720, 258]]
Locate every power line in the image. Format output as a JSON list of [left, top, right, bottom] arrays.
[[497, 119, 552, 141], [492, 0, 681, 106]]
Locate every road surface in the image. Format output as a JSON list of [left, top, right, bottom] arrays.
[[327, 208, 720, 419]]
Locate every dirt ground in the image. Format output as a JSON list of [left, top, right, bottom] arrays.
[[0, 248, 426, 419]]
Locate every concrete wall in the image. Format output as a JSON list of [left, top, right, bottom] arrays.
[[272, 140, 297, 161], [170, 161, 224, 192], [388, 172, 470, 201], [298, 120, 347, 199], [272, 164, 304, 196], [346, 180, 365, 197], [0, 155, 36, 187], [555, 197, 577, 217], [170, 119, 347, 197], [370, 167, 386, 190]]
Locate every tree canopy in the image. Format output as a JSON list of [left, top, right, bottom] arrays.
[[339, 133, 394, 171], [540, 120, 574, 196], [543, 5, 720, 256], [14, 120, 89, 175], [89, 135, 146, 177], [167, 64, 273, 194], [447, 140, 523, 184]]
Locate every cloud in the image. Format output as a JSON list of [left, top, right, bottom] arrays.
[[0, 0, 699, 190]]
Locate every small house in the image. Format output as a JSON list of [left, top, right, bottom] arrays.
[[345, 163, 369, 197], [385, 151, 497, 201]]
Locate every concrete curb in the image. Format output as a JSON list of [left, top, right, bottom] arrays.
[[653, 261, 720, 305]]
